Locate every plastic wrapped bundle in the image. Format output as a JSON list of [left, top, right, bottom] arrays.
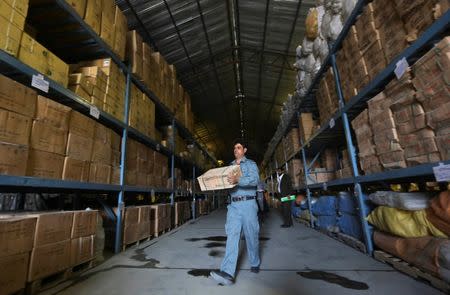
[[296, 45, 302, 60], [302, 38, 314, 56], [341, 0, 357, 22], [313, 36, 329, 62], [312, 195, 337, 216], [367, 206, 447, 238], [321, 4, 332, 40], [305, 8, 319, 40], [304, 54, 316, 73], [374, 231, 450, 283], [329, 14, 343, 41], [338, 214, 363, 239], [368, 191, 432, 211], [304, 72, 313, 91], [316, 215, 338, 231]]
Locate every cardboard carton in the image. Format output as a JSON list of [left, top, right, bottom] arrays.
[[0, 216, 36, 257], [30, 211, 74, 247], [70, 235, 94, 266], [66, 132, 93, 161], [0, 108, 32, 145], [197, 165, 241, 191], [30, 120, 68, 155], [84, 0, 101, 34], [0, 252, 29, 295], [26, 149, 64, 179], [28, 240, 71, 281], [0, 141, 28, 176], [69, 111, 96, 138], [71, 210, 97, 238], [0, 74, 36, 117], [66, 0, 87, 18], [69, 73, 94, 96], [62, 157, 90, 182], [91, 139, 112, 164], [35, 96, 71, 130], [88, 162, 111, 183]]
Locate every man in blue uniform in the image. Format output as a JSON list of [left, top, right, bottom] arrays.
[[210, 139, 260, 285]]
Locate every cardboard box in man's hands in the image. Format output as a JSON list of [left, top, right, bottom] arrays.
[[197, 165, 241, 191]]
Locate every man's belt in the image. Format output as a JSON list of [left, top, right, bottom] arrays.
[[231, 196, 256, 202]]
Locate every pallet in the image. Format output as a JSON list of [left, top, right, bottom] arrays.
[[26, 259, 94, 295], [122, 236, 151, 251], [154, 228, 170, 238], [374, 250, 450, 293], [316, 228, 367, 254]]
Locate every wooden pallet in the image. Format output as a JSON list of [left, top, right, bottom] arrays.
[[122, 236, 151, 251], [374, 250, 450, 293], [26, 259, 94, 295], [315, 228, 367, 253], [154, 228, 170, 238]]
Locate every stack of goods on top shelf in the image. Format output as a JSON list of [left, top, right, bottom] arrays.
[[337, 0, 449, 102], [125, 30, 195, 133], [274, 143, 285, 168], [66, 0, 127, 59], [0, 210, 98, 292], [18, 32, 69, 87], [335, 148, 353, 179], [89, 123, 119, 184], [282, 128, 300, 161], [316, 68, 339, 126], [352, 37, 449, 176], [127, 138, 163, 187], [129, 84, 156, 139], [295, 0, 356, 96], [104, 206, 152, 249], [367, 189, 450, 284], [0, 0, 28, 57], [174, 201, 191, 227]]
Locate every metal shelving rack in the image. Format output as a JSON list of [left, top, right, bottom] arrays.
[[0, 0, 217, 253], [263, 0, 450, 256]]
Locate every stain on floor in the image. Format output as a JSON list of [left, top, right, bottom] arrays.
[[297, 271, 369, 290], [204, 242, 226, 248], [209, 250, 225, 257]]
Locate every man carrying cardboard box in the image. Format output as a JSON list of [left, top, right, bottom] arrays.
[[210, 139, 260, 285]]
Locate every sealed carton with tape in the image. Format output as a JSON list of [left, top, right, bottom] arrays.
[[197, 165, 241, 191]]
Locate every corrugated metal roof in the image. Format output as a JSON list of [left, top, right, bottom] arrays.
[[117, 0, 315, 162]]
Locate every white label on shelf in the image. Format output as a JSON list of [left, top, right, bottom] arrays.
[[394, 57, 409, 79], [433, 163, 450, 182], [329, 118, 335, 129], [89, 105, 100, 119], [31, 74, 49, 93], [103, 59, 110, 67]]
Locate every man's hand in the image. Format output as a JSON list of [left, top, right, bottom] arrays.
[[227, 172, 240, 185]]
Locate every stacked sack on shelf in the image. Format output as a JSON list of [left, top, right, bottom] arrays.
[[336, 192, 372, 240], [311, 195, 339, 232], [367, 190, 450, 282], [295, 0, 356, 96]]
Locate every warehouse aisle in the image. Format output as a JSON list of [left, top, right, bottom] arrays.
[[42, 209, 443, 295]]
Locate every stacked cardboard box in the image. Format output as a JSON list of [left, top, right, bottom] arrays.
[[174, 201, 191, 226], [288, 159, 303, 188], [28, 96, 71, 179], [108, 206, 151, 246], [84, 0, 101, 34], [89, 123, 113, 183], [71, 64, 108, 110], [0, 74, 36, 176], [110, 131, 121, 184], [69, 73, 94, 102], [0, 0, 28, 57], [27, 211, 73, 283], [322, 148, 338, 172], [335, 149, 353, 179], [150, 204, 171, 234], [142, 42, 154, 89], [368, 92, 407, 169], [97, 58, 126, 121], [18, 33, 69, 87], [413, 37, 450, 161], [197, 199, 210, 216], [274, 143, 285, 168], [0, 216, 36, 295], [298, 113, 317, 142], [126, 139, 153, 187], [70, 211, 97, 268], [129, 84, 155, 139], [66, 0, 86, 19], [153, 151, 169, 187], [168, 168, 184, 191], [113, 6, 127, 60], [317, 69, 339, 125], [100, 0, 115, 50], [351, 109, 383, 174], [283, 128, 300, 160], [63, 111, 95, 182], [126, 30, 143, 80]]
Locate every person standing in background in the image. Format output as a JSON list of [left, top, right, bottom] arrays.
[[277, 167, 294, 228]]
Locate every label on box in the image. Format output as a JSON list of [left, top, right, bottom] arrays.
[[329, 118, 335, 129], [31, 74, 49, 93], [433, 163, 450, 182], [394, 57, 409, 79], [89, 106, 100, 119], [103, 59, 110, 67]]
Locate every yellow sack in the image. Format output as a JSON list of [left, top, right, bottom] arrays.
[[305, 8, 319, 40], [367, 206, 447, 238]]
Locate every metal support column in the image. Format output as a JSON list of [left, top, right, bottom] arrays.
[[299, 137, 315, 228], [170, 119, 176, 206], [192, 165, 196, 219], [330, 53, 374, 255], [114, 66, 132, 254]]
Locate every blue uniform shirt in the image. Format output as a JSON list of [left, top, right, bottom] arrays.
[[229, 156, 259, 197]]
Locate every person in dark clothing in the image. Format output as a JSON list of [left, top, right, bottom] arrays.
[[276, 167, 294, 228]]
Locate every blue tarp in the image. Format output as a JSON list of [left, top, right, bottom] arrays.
[[311, 196, 337, 216], [337, 214, 363, 240], [316, 215, 338, 230]]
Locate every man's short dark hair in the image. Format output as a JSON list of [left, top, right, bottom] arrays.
[[233, 138, 248, 149]]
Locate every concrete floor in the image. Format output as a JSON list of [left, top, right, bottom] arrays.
[[42, 208, 443, 295]]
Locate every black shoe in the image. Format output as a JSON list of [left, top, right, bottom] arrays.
[[281, 224, 290, 228], [210, 270, 234, 285], [250, 266, 260, 273]]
